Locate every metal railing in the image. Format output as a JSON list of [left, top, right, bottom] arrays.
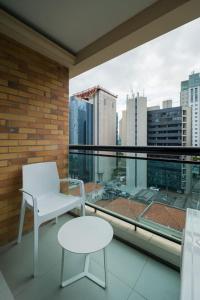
[[69, 145, 200, 156], [69, 145, 200, 164], [69, 145, 200, 244]]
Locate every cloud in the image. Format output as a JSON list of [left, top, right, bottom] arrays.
[[70, 17, 200, 118]]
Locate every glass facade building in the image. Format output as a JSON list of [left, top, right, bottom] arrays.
[[69, 96, 93, 182], [69, 96, 93, 145]]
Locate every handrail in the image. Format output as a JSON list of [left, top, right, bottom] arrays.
[[69, 144, 200, 156], [85, 202, 181, 244]]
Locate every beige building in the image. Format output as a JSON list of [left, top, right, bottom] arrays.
[[126, 93, 147, 146], [125, 93, 147, 193], [73, 86, 117, 146], [147, 105, 160, 111], [182, 106, 192, 147], [162, 99, 172, 109], [74, 86, 117, 182], [90, 87, 117, 146], [91, 87, 117, 182]]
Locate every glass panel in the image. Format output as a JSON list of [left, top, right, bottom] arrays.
[[69, 152, 200, 240]]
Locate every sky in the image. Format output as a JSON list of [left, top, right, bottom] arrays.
[[70, 17, 200, 119]]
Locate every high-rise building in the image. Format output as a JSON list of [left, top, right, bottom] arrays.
[[180, 72, 200, 146], [69, 96, 93, 145], [125, 93, 147, 193], [74, 86, 117, 146], [126, 93, 147, 146], [147, 106, 191, 146], [147, 104, 192, 193], [162, 99, 172, 109], [72, 86, 117, 182], [69, 96, 93, 182]]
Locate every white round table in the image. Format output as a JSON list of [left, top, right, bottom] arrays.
[[58, 216, 113, 289]]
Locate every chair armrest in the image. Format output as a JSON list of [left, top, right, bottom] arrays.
[[60, 178, 85, 204], [60, 178, 82, 184], [19, 188, 38, 211], [19, 188, 35, 198]]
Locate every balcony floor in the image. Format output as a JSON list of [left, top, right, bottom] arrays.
[[0, 214, 180, 300]]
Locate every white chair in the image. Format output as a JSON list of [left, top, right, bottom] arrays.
[[17, 161, 85, 277]]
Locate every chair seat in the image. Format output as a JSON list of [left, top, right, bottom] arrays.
[[36, 192, 81, 216]]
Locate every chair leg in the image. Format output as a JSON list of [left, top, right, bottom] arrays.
[[33, 221, 39, 277], [17, 199, 26, 244], [81, 204, 85, 216], [60, 248, 65, 287]]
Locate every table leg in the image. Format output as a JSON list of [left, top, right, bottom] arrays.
[[60, 249, 107, 289], [84, 254, 90, 273]]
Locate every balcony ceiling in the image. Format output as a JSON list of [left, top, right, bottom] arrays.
[[0, 0, 200, 77], [0, 0, 157, 53]]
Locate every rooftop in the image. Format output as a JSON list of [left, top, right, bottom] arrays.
[[69, 182, 186, 234], [72, 85, 118, 100], [97, 198, 147, 220], [141, 203, 186, 231]]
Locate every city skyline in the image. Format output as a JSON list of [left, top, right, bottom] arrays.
[[70, 17, 200, 118]]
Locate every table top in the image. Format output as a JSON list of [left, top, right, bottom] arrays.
[[58, 216, 113, 254]]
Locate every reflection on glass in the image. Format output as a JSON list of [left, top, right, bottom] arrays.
[[69, 152, 200, 239]]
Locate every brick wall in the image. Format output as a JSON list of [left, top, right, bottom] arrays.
[[0, 33, 69, 245]]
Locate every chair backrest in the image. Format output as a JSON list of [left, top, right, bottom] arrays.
[[23, 162, 60, 197]]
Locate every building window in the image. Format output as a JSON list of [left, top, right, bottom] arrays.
[[190, 88, 193, 102], [195, 87, 198, 101]]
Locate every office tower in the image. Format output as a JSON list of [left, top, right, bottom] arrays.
[[92, 87, 117, 147], [147, 105, 192, 193], [119, 110, 127, 145], [162, 99, 172, 109], [72, 86, 117, 182], [74, 86, 117, 146], [180, 72, 200, 146], [147, 106, 192, 146], [91, 86, 117, 182], [125, 93, 147, 194], [126, 93, 147, 146]]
